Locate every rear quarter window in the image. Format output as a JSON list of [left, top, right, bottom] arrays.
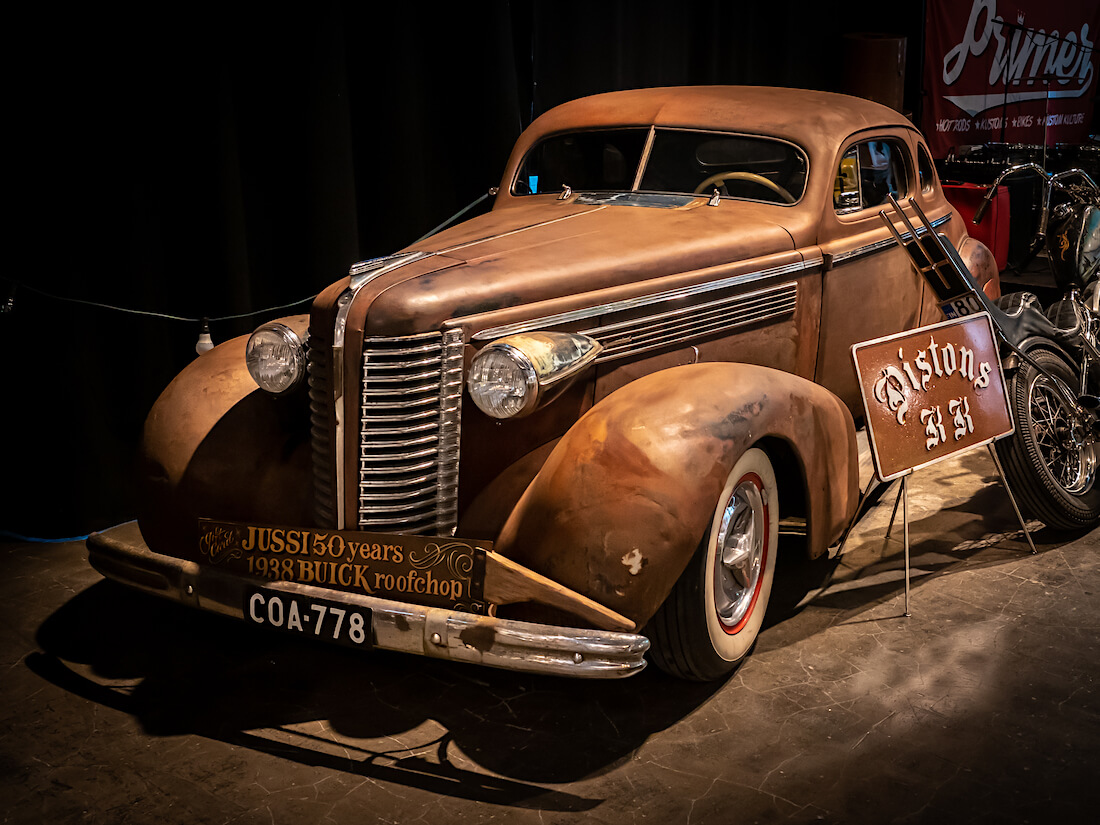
[[918, 144, 938, 194]]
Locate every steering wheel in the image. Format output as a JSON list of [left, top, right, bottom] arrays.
[[692, 172, 796, 204]]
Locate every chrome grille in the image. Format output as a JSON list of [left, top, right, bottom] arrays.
[[359, 330, 463, 535], [585, 281, 798, 362]]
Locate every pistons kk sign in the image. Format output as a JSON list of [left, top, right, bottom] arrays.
[[923, 0, 1100, 157], [852, 314, 1014, 481]]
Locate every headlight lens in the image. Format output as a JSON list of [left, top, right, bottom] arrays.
[[246, 323, 306, 395], [467, 344, 539, 418], [468, 332, 602, 419]]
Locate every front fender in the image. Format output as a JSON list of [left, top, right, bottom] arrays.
[[495, 363, 859, 627], [137, 316, 313, 562]]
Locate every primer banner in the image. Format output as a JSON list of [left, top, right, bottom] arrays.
[[923, 0, 1099, 157]]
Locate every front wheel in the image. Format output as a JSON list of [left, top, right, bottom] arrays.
[[996, 348, 1100, 531], [647, 448, 778, 680]]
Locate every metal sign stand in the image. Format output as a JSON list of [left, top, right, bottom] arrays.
[[985, 445, 1039, 556], [881, 474, 913, 617], [882, 446, 1037, 618], [858, 196, 1043, 619]]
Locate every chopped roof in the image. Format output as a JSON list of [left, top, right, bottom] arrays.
[[513, 86, 914, 158]]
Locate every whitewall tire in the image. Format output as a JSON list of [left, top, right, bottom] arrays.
[[648, 448, 778, 680]]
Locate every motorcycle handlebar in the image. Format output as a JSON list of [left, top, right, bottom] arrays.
[[973, 192, 993, 225], [967, 163, 1098, 227]]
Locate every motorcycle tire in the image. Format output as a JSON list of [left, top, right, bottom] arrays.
[[995, 348, 1100, 531]]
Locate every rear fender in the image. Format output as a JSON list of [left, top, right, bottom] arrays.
[[138, 316, 313, 561], [495, 363, 859, 628], [959, 236, 1001, 300]]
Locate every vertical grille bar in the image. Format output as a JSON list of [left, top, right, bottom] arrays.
[[307, 334, 338, 527], [358, 331, 464, 535], [435, 328, 465, 534]]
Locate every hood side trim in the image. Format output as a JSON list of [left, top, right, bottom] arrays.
[[471, 256, 822, 342]]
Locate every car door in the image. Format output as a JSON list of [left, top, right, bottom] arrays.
[[813, 131, 932, 415]]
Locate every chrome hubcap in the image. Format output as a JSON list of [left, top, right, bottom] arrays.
[[713, 478, 766, 628]]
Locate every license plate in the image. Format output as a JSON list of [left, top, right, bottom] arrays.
[[940, 293, 983, 319], [243, 588, 372, 649]]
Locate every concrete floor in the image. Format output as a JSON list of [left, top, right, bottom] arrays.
[[2, 449, 1097, 824]]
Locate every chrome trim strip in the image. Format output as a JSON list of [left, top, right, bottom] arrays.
[[358, 426, 435, 440], [472, 257, 821, 342], [362, 413, 440, 426], [362, 370, 442, 384], [357, 487, 439, 503], [359, 514, 439, 530], [338, 252, 434, 350], [87, 523, 648, 679], [361, 436, 438, 450], [360, 499, 439, 515], [833, 212, 951, 265], [362, 397, 441, 411], [361, 382, 444, 397], [360, 342, 445, 356], [360, 448, 438, 462], [365, 360, 441, 372], [360, 472, 438, 487]]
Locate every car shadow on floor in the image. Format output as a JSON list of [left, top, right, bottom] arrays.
[[27, 579, 723, 810], [757, 461, 1081, 655]]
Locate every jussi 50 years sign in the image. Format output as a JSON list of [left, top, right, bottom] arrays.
[[197, 520, 491, 614]]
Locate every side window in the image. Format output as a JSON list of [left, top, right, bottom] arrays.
[[833, 139, 909, 213]]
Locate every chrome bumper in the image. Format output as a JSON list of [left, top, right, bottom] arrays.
[[86, 522, 649, 679]]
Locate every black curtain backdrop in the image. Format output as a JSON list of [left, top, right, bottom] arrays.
[[5, 1, 925, 537]]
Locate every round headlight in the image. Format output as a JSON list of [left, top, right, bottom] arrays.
[[246, 323, 306, 395], [468, 344, 539, 418]]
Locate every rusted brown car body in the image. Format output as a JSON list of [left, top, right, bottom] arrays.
[[89, 87, 999, 679]]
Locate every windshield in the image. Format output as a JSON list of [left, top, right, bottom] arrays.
[[513, 129, 649, 195], [513, 127, 807, 204]]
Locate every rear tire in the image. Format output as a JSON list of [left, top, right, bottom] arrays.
[[648, 448, 778, 680], [996, 348, 1100, 531]]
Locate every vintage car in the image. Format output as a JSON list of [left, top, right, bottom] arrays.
[[88, 86, 1000, 680]]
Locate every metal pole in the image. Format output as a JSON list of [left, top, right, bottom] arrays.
[[885, 479, 904, 539], [902, 475, 911, 618], [987, 445, 1039, 554]]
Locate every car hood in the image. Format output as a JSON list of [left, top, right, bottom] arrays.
[[362, 197, 800, 334]]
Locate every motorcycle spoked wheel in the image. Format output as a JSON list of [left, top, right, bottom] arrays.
[[995, 348, 1100, 531]]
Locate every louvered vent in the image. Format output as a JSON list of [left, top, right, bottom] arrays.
[[586, 281, 798, 362], [359, 330, 464, 535]]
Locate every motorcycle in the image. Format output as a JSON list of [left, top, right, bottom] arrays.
[[882, 163, 1100, 531], [975, 163, 1100, 531]]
